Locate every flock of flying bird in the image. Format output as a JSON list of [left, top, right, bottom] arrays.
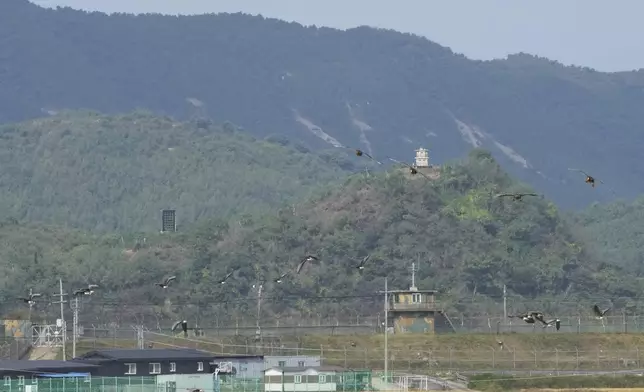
[[351, 147, 610, 198], [506, 305, 611, 333], [16, 148, 613, 334], [158, 254, 371, 336]]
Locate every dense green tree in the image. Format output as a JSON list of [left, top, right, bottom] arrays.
[[0, 111, 356, 231], [1, 148, 637, 327]]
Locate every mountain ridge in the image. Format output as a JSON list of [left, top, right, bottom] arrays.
[[1, 0, 644, 208]]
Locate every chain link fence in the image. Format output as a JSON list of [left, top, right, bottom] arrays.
[[2, 376, 157, 392], [69, 314, 644, 338], [0, 338, 32, 360]]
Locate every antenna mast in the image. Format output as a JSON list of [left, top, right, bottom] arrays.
[[409, 262, 419, 291]]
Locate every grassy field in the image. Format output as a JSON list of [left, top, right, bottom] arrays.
[[66, 332, 644, 372], [526, 390, 644, 392]]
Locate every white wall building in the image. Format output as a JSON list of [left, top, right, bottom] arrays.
[[414, 148, 430, 168]]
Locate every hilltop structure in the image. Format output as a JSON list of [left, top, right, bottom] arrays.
[[414, 147, 430, 168]]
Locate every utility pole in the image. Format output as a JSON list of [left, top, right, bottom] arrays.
[[254, 283, 263, 345], [503, 284, 507, 321], [135, 326, 144, 349], [28, 288, 33, 322], [71, 295, 79, 358], [384, 277, 388, 383], [51, 279, 67, 361], [256, 284, 263, 331]]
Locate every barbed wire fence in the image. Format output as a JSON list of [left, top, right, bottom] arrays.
[[65, 313, 644, 336]]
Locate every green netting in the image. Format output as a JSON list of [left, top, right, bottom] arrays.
[[220, 377, 262, 392], [337, 370, 373, 392], [2, 376, 157, 392]]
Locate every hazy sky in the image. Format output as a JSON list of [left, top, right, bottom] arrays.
[[31, 0, 644, 72]]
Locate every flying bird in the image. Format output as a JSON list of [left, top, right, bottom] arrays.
[[350, 148, 382, 165], [388, 158, 430, 179], [18, 293, 42, 305], [73, 285, 98, 297], [593, 304, 610, 319], [510, 311, 545, 324], [274, 272, 289, 283], [219, 270, 235, 284], [543, 319, 561, 331], [495, 192, 539, 201], [296, 255, 319, 274], [73, 288, 89, 297], [172, 320, 189, 337], [530, 311, 546, 324], [157, 276, 176, 289], [356, 255, 370, 271], [568, 168, 603, 188]]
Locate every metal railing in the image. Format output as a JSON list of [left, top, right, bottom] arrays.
[[388, 302, 442, 311]]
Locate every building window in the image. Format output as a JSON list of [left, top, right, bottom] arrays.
[[17, 376, 24, 385], [297, 361, 305, 367], [3, 376, 10, 386], [170, 362, 177, 372], [149, 363, 161, 374], [197, 362, 204, 371], [294, 375, 302, 384], [278, 361, 286, 367], [319, 375, 326, 383], [125, 363, 137, 375], [412, 293, 421, 303], [32, 376, 37, 384]]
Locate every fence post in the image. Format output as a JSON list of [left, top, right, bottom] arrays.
[[492, 348, 495, 369], [576, 347, 579, 369], [638, 346, 640, 367], [513, 349, 516, 369], [555, 348, 559, 373], [320, 345, 324, 365], [534, 350, 537, 368], [344, 346, 347, 368]]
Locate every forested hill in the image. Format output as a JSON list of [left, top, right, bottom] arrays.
[[0, 111, 356, 232], [570, 197, 644, 279], [2, 0, 644, 208], [1, 150, 638, 325]]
